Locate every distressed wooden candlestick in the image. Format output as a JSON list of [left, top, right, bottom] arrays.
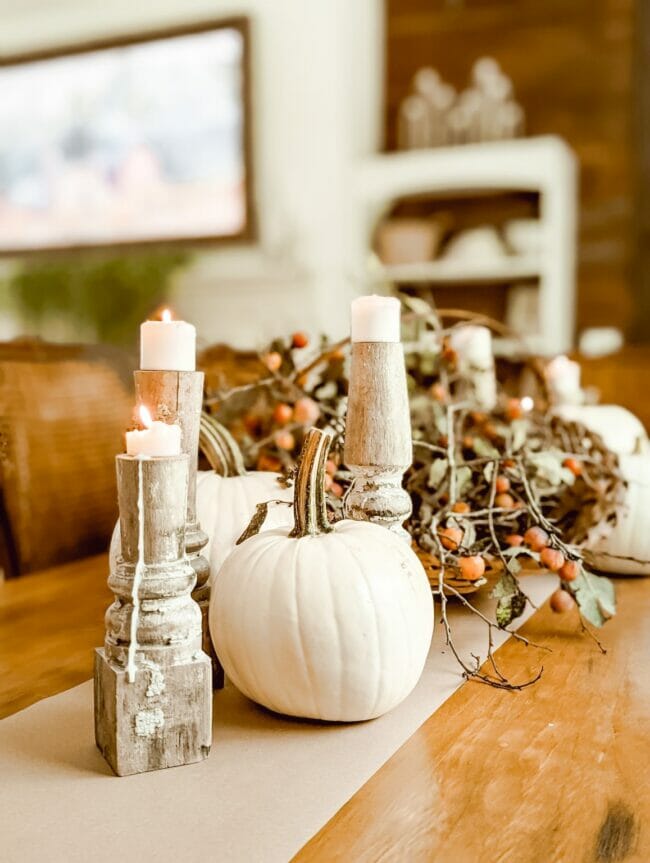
[[343, 341, 413, 541], [134, 369, 223, 690], [94, 453, 212, 776]]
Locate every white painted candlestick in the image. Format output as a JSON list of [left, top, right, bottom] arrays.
[[344, 296, 413, 542], [133, 369, 222, 690], [94, 454, 211, 776]]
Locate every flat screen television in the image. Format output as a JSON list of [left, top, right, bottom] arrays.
[[0, 18, 251, 253]]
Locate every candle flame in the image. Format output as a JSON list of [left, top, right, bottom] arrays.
[[139, 405, 153, 428], [161, 308, 172, 322]]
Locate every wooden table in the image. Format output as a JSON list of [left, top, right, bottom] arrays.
[[1, 556, 649, 862]]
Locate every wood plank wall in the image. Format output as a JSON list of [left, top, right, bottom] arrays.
[[384, 0, 642, 339]]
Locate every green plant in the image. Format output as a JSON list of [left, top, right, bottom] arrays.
[[0, 250, 190, 346]]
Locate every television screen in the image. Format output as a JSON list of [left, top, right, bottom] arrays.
[[0, 20, 250, 252]]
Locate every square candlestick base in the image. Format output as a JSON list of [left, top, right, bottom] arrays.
[[94, 649, 212, 777]]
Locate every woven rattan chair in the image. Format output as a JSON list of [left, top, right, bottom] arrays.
[[0, 339, 133, 578]]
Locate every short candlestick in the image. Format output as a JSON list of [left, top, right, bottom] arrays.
[[94, 454, 211, 776]]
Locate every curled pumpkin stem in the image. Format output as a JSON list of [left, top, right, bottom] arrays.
[[290, 428, 333, 538]]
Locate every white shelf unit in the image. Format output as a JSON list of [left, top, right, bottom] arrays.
[[351, 135, 578, 354]]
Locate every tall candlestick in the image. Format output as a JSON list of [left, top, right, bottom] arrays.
[[140, 309, 196, 372], [344, 295, 412, 541], [449, 324, 497, 410]]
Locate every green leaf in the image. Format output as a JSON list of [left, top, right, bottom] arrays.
[[473, 438, 500, 459], [455, 465, 473, 498], [491, 569, 527, 627], [571, 568, 616, 627], [236, 502, 270, 545]]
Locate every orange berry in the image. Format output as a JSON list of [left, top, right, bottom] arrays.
[[324, 473, 333, 490], [326, 459, 338, 476], [559, 560, 580, 582], [275, 430, 295, 451], [495, 475, 510, 494], [273, 403, 293, 425], [439, 526, 463, 551], [442, 344, 457, 364], [462, 435, 475, 450], [256, 452, 281, 472], [291, 331, 309, 349], [506, 398, 523, 420], [503, 458, 516, 469], [263, 351, 282, 373], [293, 396, 320, 425], [430, 382, 447, 402], [484, 422, 498, 441], [563, 457, 582, 477], [550, 588, 575, 613], [243, 414, 262, 435], [458, 555, 486, 581], [451, 501, 470, 514], [540, 547, 565, 572], [524, 526, 549, 552], [495, 493, 515, 509], [330, 481, 344, 498], [505, 533, 524, 547], [470, 411, 488, 425]]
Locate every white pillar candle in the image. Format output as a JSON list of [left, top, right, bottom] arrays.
[[140, 309, 196, 371], [126, 406, 182, 457], [351, 295, 401, 343], [546, 355, 582, 406], [449, 325, 493, 368], [449, 325, 497, 411]]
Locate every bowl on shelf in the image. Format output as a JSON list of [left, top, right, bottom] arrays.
[[375, 217, 444, 266]]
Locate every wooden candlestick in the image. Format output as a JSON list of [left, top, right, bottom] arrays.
[[94, 454, 211, 776], [134, 370, 223, 690], [343, 342, 413, 541]]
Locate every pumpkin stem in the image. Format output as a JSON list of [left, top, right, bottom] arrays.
[[290, 428, 333, 537], [199, 411, 247, 477]]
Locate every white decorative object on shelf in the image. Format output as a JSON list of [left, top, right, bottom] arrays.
[[440, 225, 508, 263], [353, 136, 577, 353], [210, 429, 434, 722], [585, 454, 650, 576]]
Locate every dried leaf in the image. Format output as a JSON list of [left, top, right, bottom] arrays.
[[456, 465, 473, 498], [428, 458, 448, 489], [510, 419, 528, 452], [473, 438, 500, 459], [571, 568, 616, 627], [236, 502, 270, 545], [491, 569, 527, 626]]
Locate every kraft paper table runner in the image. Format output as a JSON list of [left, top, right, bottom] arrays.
[[0, 575, 555, 863]]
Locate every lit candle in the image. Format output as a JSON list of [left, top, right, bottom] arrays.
[[140, 308, 196, 371], [126, 405, 182, 457], [351, 295, 401, 343], [546, 355, 582, 406]]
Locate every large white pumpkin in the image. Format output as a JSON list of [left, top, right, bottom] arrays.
[[586, 453, 650, 575], [553, 404, 647, 456], [211, 428, 434, 722]]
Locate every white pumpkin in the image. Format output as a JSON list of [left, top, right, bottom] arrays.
[[196, 469, 293, 581], [211, 428, 434, 722], [585, 453, 650, 575], [109, 413, 293, 580], [553, 404, 648, 456]]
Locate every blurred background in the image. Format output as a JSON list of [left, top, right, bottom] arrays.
[[0, 0, 647, 577]]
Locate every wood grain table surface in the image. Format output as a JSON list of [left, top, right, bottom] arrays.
[[1, 554, 649, 863]]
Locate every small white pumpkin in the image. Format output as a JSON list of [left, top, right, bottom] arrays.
[[585, 453, 650, 575], [211, 428, 434, 722], [553, 404, 647, 456], [109, 414, 293, 579]]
